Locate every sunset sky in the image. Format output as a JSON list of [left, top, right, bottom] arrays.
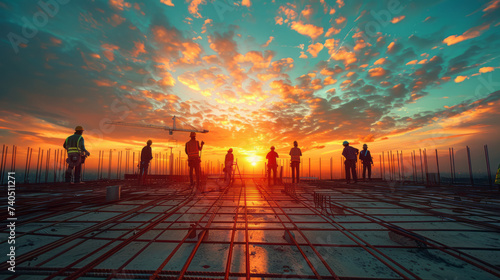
[[1, 0, 500, 174]]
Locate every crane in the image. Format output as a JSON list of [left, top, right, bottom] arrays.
[[105, 116, 209, 135]]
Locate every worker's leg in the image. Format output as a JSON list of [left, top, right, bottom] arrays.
[[345, 161, 350, 183], [195, 162, 201, 187], [362, 164, 367, 180], [74, 163, 82, 183], [273, 167, 277, 185], [291, 163, 296, 183], [189, 163, 194, 186], [267, 167, 271, 187], [65, 165, 73, 183], [352, 161, 357, 183], [143, 166, 149, 185], [296, 163, 300, 183], [138, 166, 143, 185], [367, 164, 372, 180]]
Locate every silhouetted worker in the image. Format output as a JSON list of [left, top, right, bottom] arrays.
[[224, 148, 234, 185], [185, 132, 204, 188], [359, 144, 373, 181], [289, 141, 302, 184], [266, 146, 279, 186], [63, 126, 90, 184], [342, 141, 358, 184], [138, 140, 153, 185]]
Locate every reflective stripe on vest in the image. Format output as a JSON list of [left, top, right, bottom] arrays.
[[290, 147, 301, 162], [65, 135, 82, 154], [186, 140, 199, 158]]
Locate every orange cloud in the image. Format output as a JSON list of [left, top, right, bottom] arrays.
[[242, 0, 251, 7], [391, 15, 405, 24], [178, 72, 201, 91], [483, 0, 500, 12], [387, 41, 395, 52], [406, 59, 417, 65], [109, 0, 130, 10], [188, 0, 206, 18], [323, 76, 337, 85], [374, 57, 387, 65], [101, 44, 119, 61], [331, 47, 357, 65], [94, 79, 117, 87], [368, 67, 387, 77], [110, 14, 125, 26], [202, 18, 212, 34], [275, 16, 284, 25], [443, 24, 490, 46], [301, 5, 313, 20], [290, 21, 324, 40], [454, 75, 468, 83], [479, 67, 495, 73], [307, 42, 324, 58], [160, 0, 174, 6], [131, 41, 146, 57], [299, 52, 308, 59], [325, 27, 341, 37], [335, 16, 346, 25], [262, 36, 274, 47]]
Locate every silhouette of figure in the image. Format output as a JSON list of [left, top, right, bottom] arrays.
[[266, 146, 279, 186], [289, 141, 302, 184], [63, 126, 90, 184], [342, 141, 358, 184], [185, 132, 204, 188], [138, 140, 153, 185], [225, 148, 234, 185], [359, 144, 373, 181]]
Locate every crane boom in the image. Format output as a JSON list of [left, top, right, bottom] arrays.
[[105, 116, 209, 135]]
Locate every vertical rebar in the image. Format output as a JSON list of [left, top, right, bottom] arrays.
[[59, 149, 64, 182], [435, 149, 441, 185], [423, 149, 429, 185], [53, 149, 58, 183], [401, 151, 404, 182], [382, 151, 385, 181], [449, 148, 453, 184], [45, 148, 51, 183], [24, 147, 30, 183], [108, 149, 112, 179], [27, 148, 33, 183], [10, 145, 16, 173], [97, 151, 101, 180], [452, 147, 456, 183], [379, 154, 382, 180], [319, 157, 321, 180], [0, 145, 6, 185], [397, 151, 401, 182], [34, 148, 40, 184], [484, 145, 492, 186], [419, 149, 424, 184], [330, 157, 333, 180], [466, 146, 474, 186], [308, 158, 311, 178]]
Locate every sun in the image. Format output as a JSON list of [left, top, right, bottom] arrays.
[[251, 162, 256, 166]]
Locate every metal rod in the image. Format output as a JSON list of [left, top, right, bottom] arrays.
[[435, 149, 441, 185], [484, 145, 492, 186], [108, 149, 112, 179], [401, 151, 404, 183], [424, 149, 429, 185], [419, 149, 424, 184], [35, 147, 40, 184], [467, 146, 474, 186], [27, 148, 33, 183], [382, 151, 385, 181], [0, 145, 5, 185], [24, 147, 30, 183], [452, 147, 456, 183]]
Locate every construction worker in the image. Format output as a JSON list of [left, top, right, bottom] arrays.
[[342, 141, 358, 184], [289, 141, 302, 184], [266, 146, 279, 186], [63, 126, 90, 184], [224, 148, 234, 185], [495, 164, 500, 185], [359, 144, 373, 181], [185, 132, 204, 188], [138, 140, 153, 185]]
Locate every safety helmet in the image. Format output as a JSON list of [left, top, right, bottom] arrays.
[[190, 132, 196, 137], [342, 141, 349, 146], [75, 126, 84, 131], [270, 146, 275, 150], [147, 139, 153, 145], [363, 144, 367, 147], [293, 141, 298, 146], [228, 148, 233, 152]]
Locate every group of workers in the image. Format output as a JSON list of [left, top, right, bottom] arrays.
[[64, 125, 500, 188]]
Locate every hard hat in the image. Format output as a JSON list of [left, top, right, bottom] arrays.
[[75, 126, 84, 131], [228, 148, 233, 152], [271, 146, 275, 150], [363, 143, 367, 147], [293, 141, 298, 146], [147, 139, 152, 145], [190, 132, 196, 137], [342, 141, 349, 146]]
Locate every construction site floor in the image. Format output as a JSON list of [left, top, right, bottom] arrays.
[[1, 179, 500, 279]]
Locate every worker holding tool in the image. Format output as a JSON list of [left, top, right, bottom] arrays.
[[63, 126, 90, 184], [342, 141, 358, 184], [289, 141, 302, 184], [224, 148, 234, 185], [138, 140, 153, 186], [266, 146, 279, 187], [359, 144, 373, 181], [185, 132, 204, 188]]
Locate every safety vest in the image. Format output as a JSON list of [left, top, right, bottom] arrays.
[[186, 140, 199, 158], [65, 135, 82, 154], [290, 147, 301, 162], [495, 164, 500, 185]]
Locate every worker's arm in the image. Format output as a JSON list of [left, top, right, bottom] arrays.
[[148, 147, 153, 161], [80, 138, 90, 156], [185, 143, 188, 155], [200, 141, 204, 150], [299, 149, 302, 156], [63, 139, 67, 150]]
